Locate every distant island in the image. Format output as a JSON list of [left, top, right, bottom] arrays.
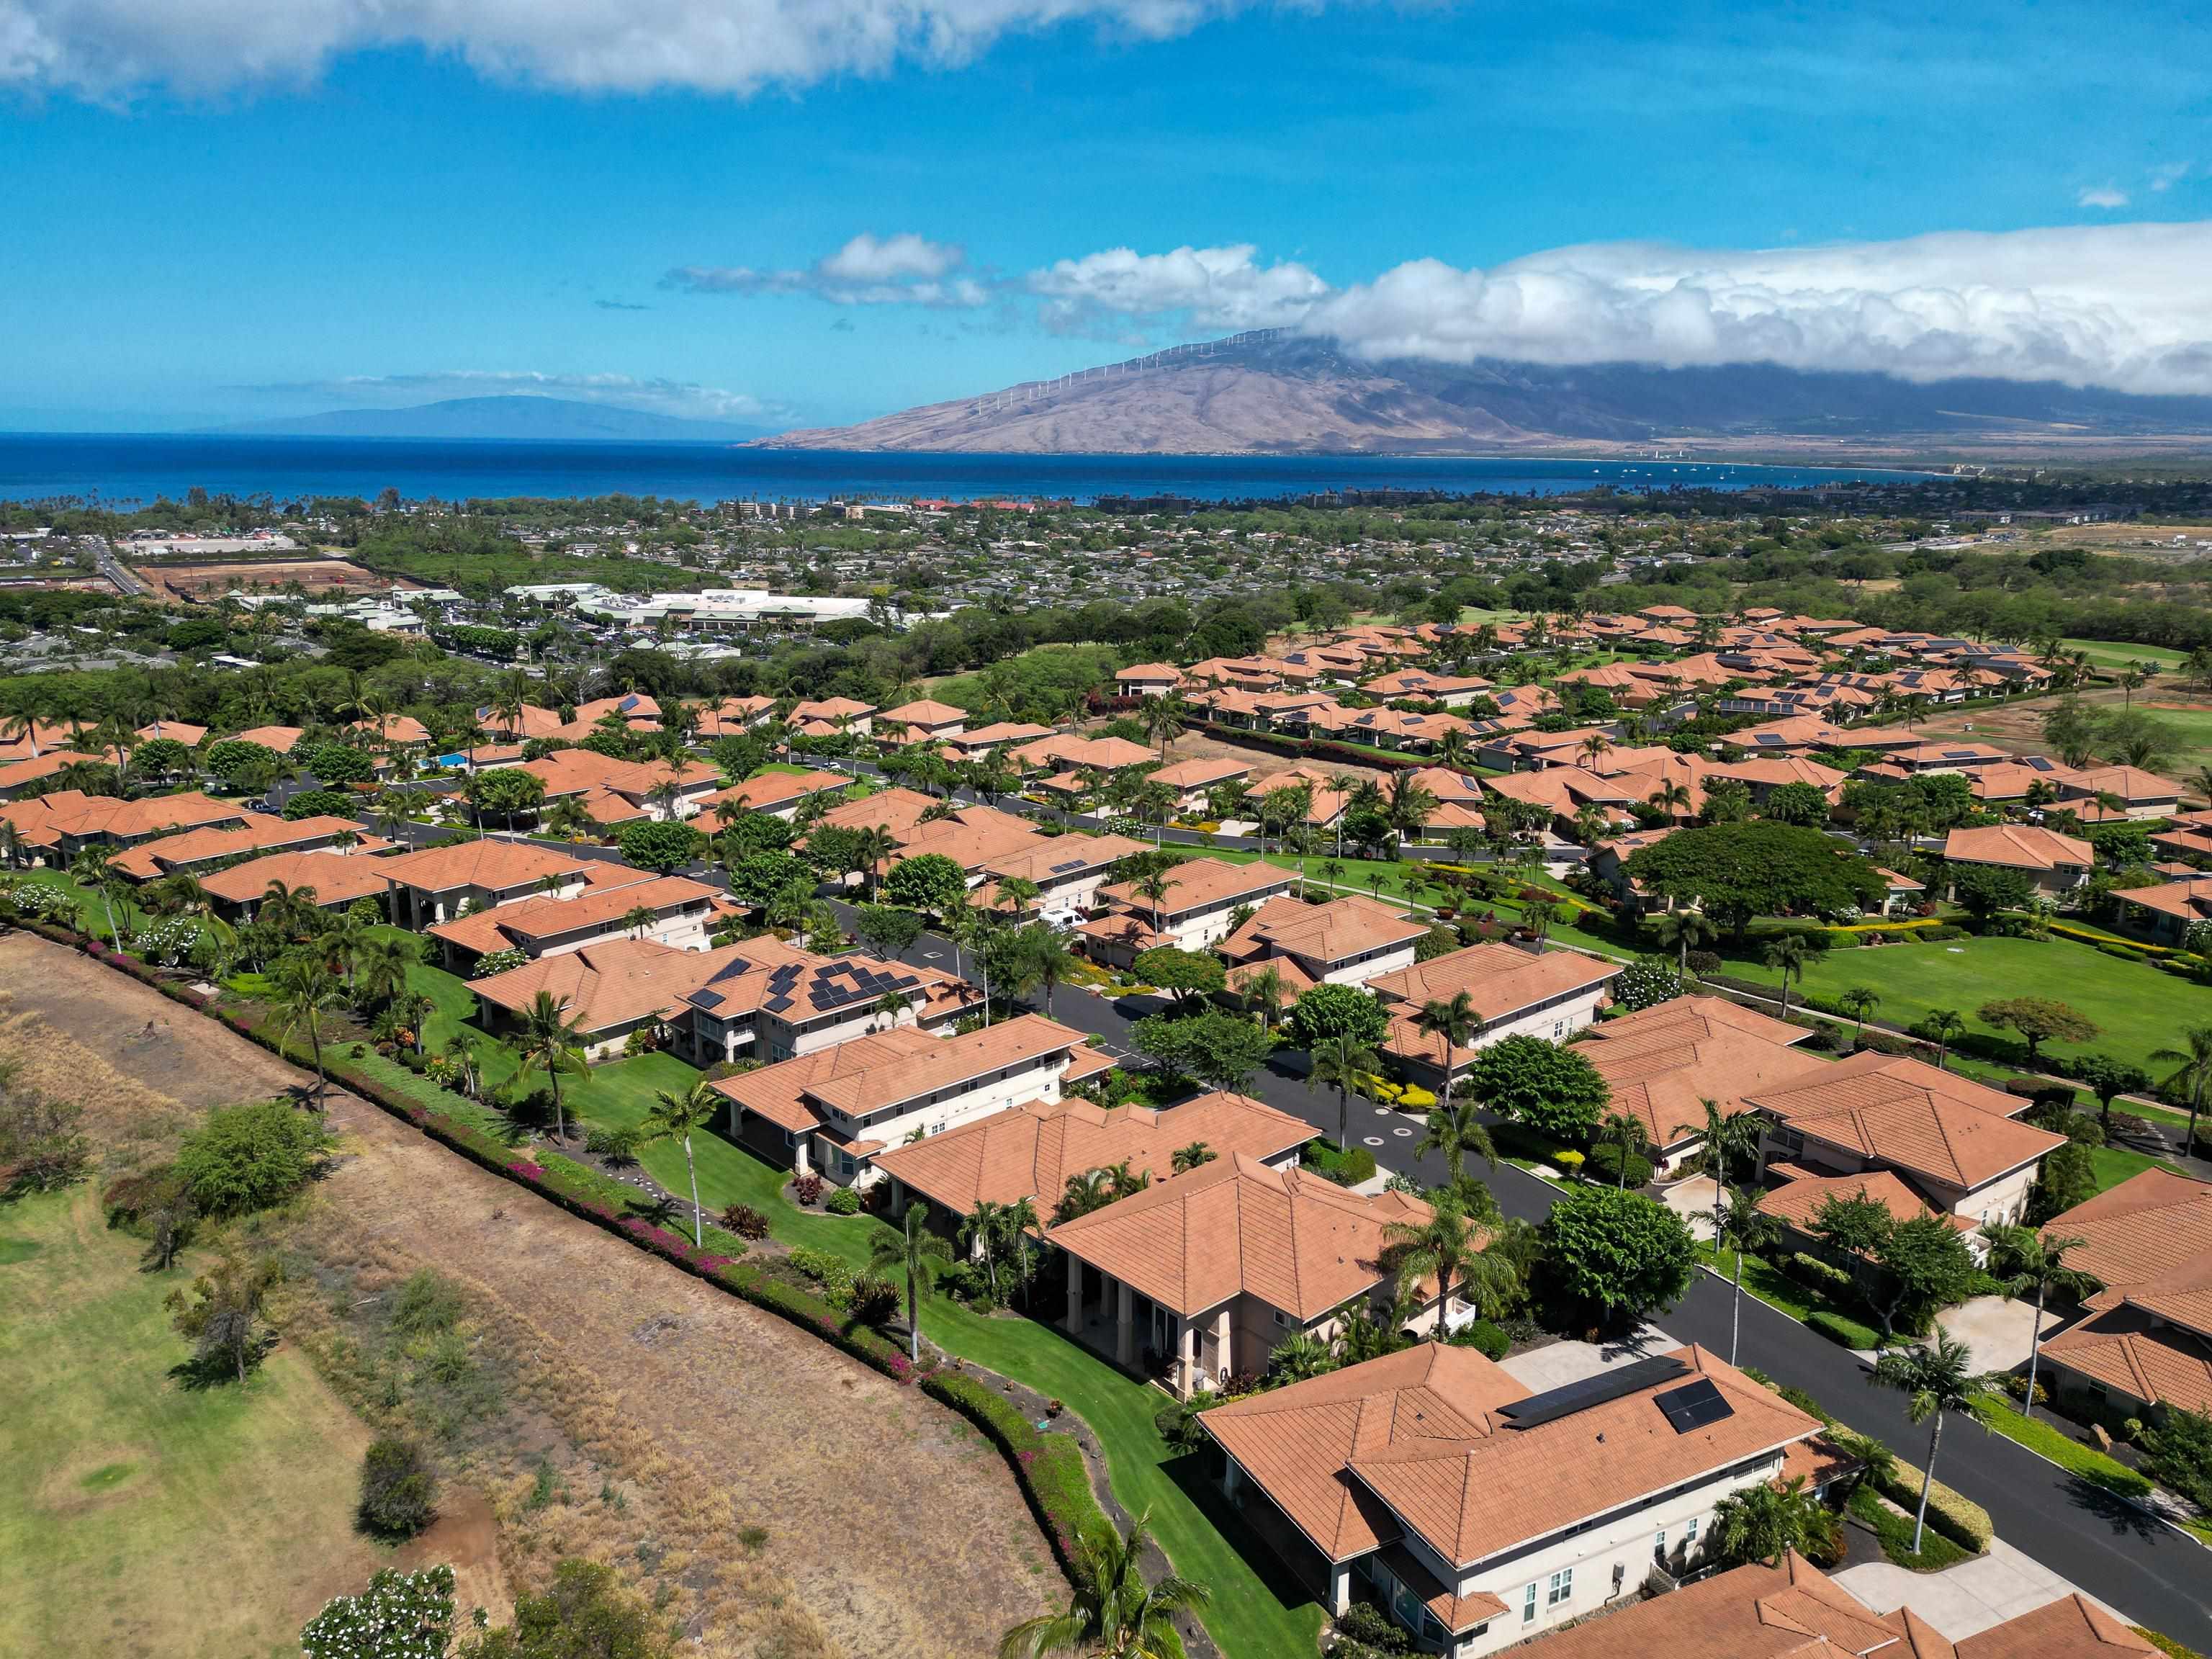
[[212, 395, 773, 444], [755, 331, 2212, 459]]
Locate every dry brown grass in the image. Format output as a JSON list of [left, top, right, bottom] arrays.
[[129, 558, 402, 606]]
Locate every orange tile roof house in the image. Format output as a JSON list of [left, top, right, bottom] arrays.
[[0, 788, 253, 858], [1367, 943, 1618, 1086], [2112, 872, 2212, 945], [1091, 855, 1297, 955], [518, 747, 720, 822], [709, 1012, 1096, 1185], [2037, 1169, 2212, 1422], [1145, 756, 1254, 810], [469, 935, 746, 1058], [788, 696, 876, 735], [1051, 1154, 1440, 1394], [1010, 732, 1158, 775], [109, 812, 386, 880], [1509, 1550, 2150, 1659], [229, 724, 307, 753], [2062, 764, 2185, 819], [196, 848, 401, 916], [695, 767, 851, 825], [426, 871, 728, 968], [663, 932, 979, 1069], [1942, 823, 2095, 897], [1116, 662, 1184, 697], [1200, 1344, 1827, 1653], [877, 698, 968, 740], [1220, 894, 1427, 990], [976, 830, 1152, 918], [1746, 1050, 2065, 1230], [1577, 997, 1819, 1171], [943, 719, 1056, 759], [377, 837, 597, 928], [871, 1090, 1313, 1226]]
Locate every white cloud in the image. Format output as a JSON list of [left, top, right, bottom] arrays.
[[282, 370, 777, 422], [665, 233, 988, 307], [0, 0, 1244, 98], [1299, 222, 2212, 396], [1026, 243, 1329, 332], [2151, 161, 2192, 193], [2077, 184, 2131, 208]]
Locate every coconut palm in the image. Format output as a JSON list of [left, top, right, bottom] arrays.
[[1706, 1475, 1840, 1568], [2149, 1023, 2212, 1161], [1838, 986, 1881, 1046], [1171, 1141, 1215, 1173], [1054, 1169, 1118, 1224], [961, 1199, 1013, 1300], [1714, 1187, 1782, 1366], [641, 1082, 721, 1248], [69, 844, 125, 948], [1869, 1333, 1982, 1554], [1763, 934, 1811, 1020], [998, 1509, 1210, 1659], [1982, 1223, 2100, 1422], [351, 932, 417, 1012], [1142, 693, 1186, 760], [1414, 989, 1479, 1106], [868, 1200, 950, 1365], [516, 990, 588, 1143], [1306, 1029, 1380, 1156], [271, 950, 343, 1107], [1385, 770, 1438, 857], [1921, 1008, 1966, 1071], [1596, 1111, 1647, 1190], [1415, 1095, 1498, 1188], [1674, 1094, 1768, 1358], [621, 904, 658, 941], [1385, 1188, 1516, 1336], [996, 874, 1043, 921]]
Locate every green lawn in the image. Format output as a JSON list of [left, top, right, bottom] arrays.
[[556, 1068, 1326, 1659], [9, 867, 154, 940], [1964, 1394, 2154, 1499], [2060, 637, 2190, 672], [2091, 1142, 2182, 1194], [1721, 932, 2212, 1071]]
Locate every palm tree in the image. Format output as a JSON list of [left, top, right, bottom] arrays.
[[1647, 778, 1693, 821], [1384, 770, 1438, 858], [2149, 1024, 2212, 1161], [1415, 1095, 1498, 1188], [1763, 934, 1810, 1020], [1238, 963, 1287, 1030], [1384, 1189, 1512, 1338], [352, 932, 416, 1011], [621, 904, 658, 941], [1922, 1008, 1966, 1071], [1142, 693, 1186, 760], [1648, 906, 1717, 974], [1705, 1475, 1840, 1568], [516, 990, 588, 1144], [1714, 1187, 1781, 1366], [1596, 1111, 1646, 1189], [271, 950, 343, 1107], [961, 1198, 1013, 1300], [641, 1082, 721, 1248], [69, 844, 125, 948], [1054, 1169, 1117, 1225], [1306, 1029, 1380, 1155], [996, 874, 1042, 922], [853, 824, 899, 899], [1171, 1141, 1215, 1173], [1838, 986, 1880, 1046], [1982, 1223, 2100, 1422], [998, 1509, 1210, 1659], [1869, 1333, 1981, 1554], [870, 987, 910, 1031], [1675, 1095, 1768, 1359], [868, 1200, 950, 1366], [1414, 990, 1479, 1107]]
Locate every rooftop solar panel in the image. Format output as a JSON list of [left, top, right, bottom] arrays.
[[1496, 1356, 1687, 1429], [1051, 858, 1088, 873], [1655, 1378, 1734, 1434], [685, 990, 723, 1010], [763, 994, 794, 1013]]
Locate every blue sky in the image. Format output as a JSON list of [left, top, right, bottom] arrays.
[[1, 0, 2208, 430]]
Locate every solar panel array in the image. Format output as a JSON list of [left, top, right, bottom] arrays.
[[1495, 1355, 1688, 1429], [1653, 1378, 1734, 1434]]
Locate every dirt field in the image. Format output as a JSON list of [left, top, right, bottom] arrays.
[[0, 935, 1055, 1658], [131, 558, 407, 606]]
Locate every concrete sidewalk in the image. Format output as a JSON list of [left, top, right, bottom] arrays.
[[1834, 1539, 2131, 1639]]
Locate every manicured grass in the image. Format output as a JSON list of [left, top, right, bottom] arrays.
[[2091, 1142, 2184, 1195], [1721, 932, 2212, 1071], [1848, 1484, 1973, 1571], [1964, 1394, 2154, 1498], [2061, 637, 2190, 672], [0, 1187, 379, 1658], [1701, 1245, 1887, 1351], [9, 867, 154, 940]]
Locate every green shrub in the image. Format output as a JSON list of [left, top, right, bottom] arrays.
[[719, 1203, 770, 1240], [1847, 1483, 1972, 1570], [357, 1437, 438, 1539], [921, 1370, 1107, 1570], [787, 1246, 858, 1307], [175, 1097, 332, 1216], [824, 1184, 861, 1215], [1876, 1457, 1992, 1552], [1447, 1319, 1510, 1360], [1789, 1251, 1856, 1293], [1806, 1309, 1882, 1350], [1586, 1143, 1654, 1188], [1304, 1140, 1377, 1187], [2134, 1629, 2211, 1659]]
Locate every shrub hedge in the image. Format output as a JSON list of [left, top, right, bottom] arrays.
[[1806, 1309, 1883, 1351], [1876, 1456, 1994, 1552], [921, 1370, 1109, 1572], [1305, 1141, 1377, 1187]]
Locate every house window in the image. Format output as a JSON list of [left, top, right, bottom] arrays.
[[1521, 1584, 1537, 1624], [1684, 1518, 1699, 1545], [1653, 1528, 1666, 1560], [1547, 1568, 1573, 1609]]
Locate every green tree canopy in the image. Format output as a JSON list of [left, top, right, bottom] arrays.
[[882, 852, 970, 915], [1537, 1186, 1696, 1329], [1285, 981, 1392, 1050], [175, 1098, 333, 1216], [1620, 819, 1887, 935], [1130, 1009, 1273, 1092], [1133, 946, 1227, 1007], [1467, 1035, 1611, 1142], [616, 819, 706, 874]]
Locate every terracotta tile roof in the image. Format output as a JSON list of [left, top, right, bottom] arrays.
[[1098, 855, 1295, 920], [1580, 997, 1823, 1148], [376, 837, 595, 894], [1012, 733, 1159, 773], [1756, 1168, 1974, 1236], [1148, 757, 1253, 790], [1345, 1346, 1822, 1570], [109, 812, 377, 878], [1200, 1344, 1529, 1562], [1224, 955, 1318, 997], [1710, 755, 1851, 796], [575, 693, 662, 726], [471, 936, 749, 1034], [195, 848, 400, 909], [790, 696, 876, 723], [136, 719, 209, 746], [894, 806, 1052, 872], [1370, 942, 1617, 1030], [706, 769, 851, 814], [1117, 662, 1182, 682], [1953, 1593, 2156, 1658], [0, 751, 88, 795], [230, 725, 305, 751], [2065, 765, 2183, 804], [711, 1028, 938, 1135], [475, 703, 568, 740], [428, 873, 719, 953], [802, 1012, 1089, 1118], [0, 788, 250, 850], [672, 934, 974, 1028], [2040, 1306, 2212, 1416], [2046, 1169, 2212, 1314], [1943, 824, 2093, 872], [1049, 1154, 1434, 1319], [1511, 1552, 1914, 1659], [881, 698, 967, 727], [872, 1090, 1312, 1218], [949, 721, 1056, 749], [1745, 1051, 2064, 1192], [984, 832, 1151, 886], [351, 714, 433, 746], [521, 747, 716, 801], [1221, 894, 1425, 970], [811, 786, 941, 837]]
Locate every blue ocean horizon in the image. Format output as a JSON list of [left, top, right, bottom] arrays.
[[0, 431, 1938, 508]]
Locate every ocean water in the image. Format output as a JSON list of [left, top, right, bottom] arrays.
[[0, 432, 1937, 507]]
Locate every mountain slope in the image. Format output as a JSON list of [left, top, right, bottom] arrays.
[[755, 333, 2212, 455], [217, 395, 769, 443]]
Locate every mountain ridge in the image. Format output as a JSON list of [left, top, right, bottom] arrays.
[[213, 395, 770, 444]]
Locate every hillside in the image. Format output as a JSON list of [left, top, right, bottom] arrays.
[[216, 395, 770, 444], [755, 333, 2212, 457]]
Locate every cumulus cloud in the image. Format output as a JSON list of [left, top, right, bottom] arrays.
[[1299, 222, 2212, 396], [1025, 244, 1330, 333], [665, 233, 988, 307], [2077, 184, 2131, 209], [0, 0, 1244, 98], [269, 370, 777, 422], [2151, 161, 2192, 193]]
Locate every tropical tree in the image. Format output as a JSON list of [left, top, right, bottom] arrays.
[[1838, 986, 1880, 1046], [1674, 1094, 1767, 1316], [1415, 1095, 1498, 1189], [2150, 1024, 2212, 1160], [1172, 1141, 1215, 1173], [997, 1509, 1210, 1659], [70, 844, 125, 948], [640, 1082, 721, 1248], [271, 950, 343, 1107], [1384, 1188, 1511, 1338], [1706, 1475, 1840, 1568], [1306, 1028, 1380, 1155], [868, 1200, 950, 1366], [1917, 1008, 1966, 1071], [1714, 1187, 1782, 1365], [352, 932, 417, 1012], [516, 991, 588, 1143], [1982, 1223, 2100, 1422], [1596, 1111, 1646, 1190], [1868, 1333, 1982, 1554], [1413, 989, 1479, 1106], [1763, 934, 1810, 1020]]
